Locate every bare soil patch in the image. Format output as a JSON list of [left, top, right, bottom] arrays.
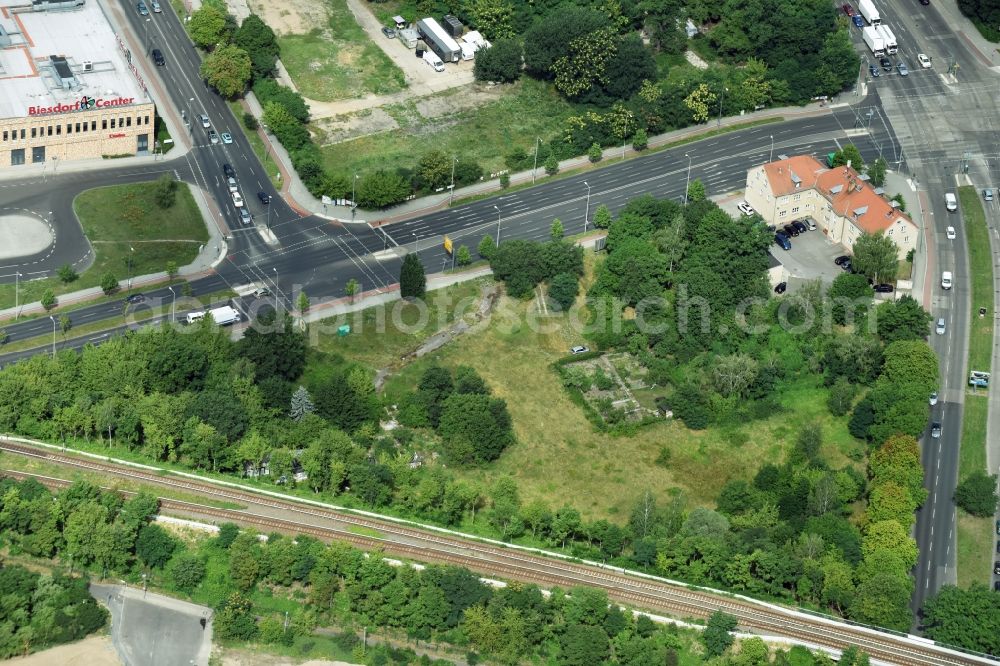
[[245, 0, 319, 36], [7, 635, 121, 666]]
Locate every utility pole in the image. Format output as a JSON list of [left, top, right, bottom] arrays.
[[717, 86, 727, 127], [14, 271, 20, 319], [449, 155, 457, 206], [583, 181, 591, 232], [532, 136, 541, 184], [49, 316, 57, 357], [494, 205, 501, 246], [272, 268, 279, 312], [684, 153, 692, 205], [168, 286, 176, 324], [769, 135, 774, 163]]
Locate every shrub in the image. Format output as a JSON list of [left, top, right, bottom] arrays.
[[100, 272, 119, 295], [153, 173, 178, 208], [478, 235, 497, 260], [632, 128, 648, 151], [500, 173, 510, 189], [456, 245, 472, 266], [955, 471, 998, 517], [588, 142, 603, 163], [57, 264, 78, 283], [548, 272, 579, 311], [504, 147, 528, 171], [243, 111, 258, 130], [40, 289, 56, 310], [544, 154, 559, 176]]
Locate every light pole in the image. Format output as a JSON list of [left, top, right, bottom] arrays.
[[14, 271, 21, 319], [532, 136, 541, 184], [272, 268, 279, 312], [449, 156, 457, 206], [769, 135, 774, 163], [717, 86, 728, 127], [583, 181, 592, 232], [493, 205, 501, 246], [127, 245, 135, 291], [167, 286, 176, 324], [684, 153, 692, 205], [144, 18, 151, 55], [351, 173, 358, 221], [49, 316, 57, 357]]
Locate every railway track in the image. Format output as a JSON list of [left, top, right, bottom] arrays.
[[2, 439, 996, 666]]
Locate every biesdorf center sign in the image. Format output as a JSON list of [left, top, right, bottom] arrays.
[[27, 95, 136, 116]]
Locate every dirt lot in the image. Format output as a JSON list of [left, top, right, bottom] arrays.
[[8, 636, 121, 666]]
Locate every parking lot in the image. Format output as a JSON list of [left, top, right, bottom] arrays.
[[772, 225, 847, 290]]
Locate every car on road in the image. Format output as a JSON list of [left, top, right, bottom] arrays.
[[253, 287, 271, 297], [136, 0, 148, 15], [774, 282, 787, 294], [737, 201, 755, 216], [125, 294, 145, 304], [930, 421, 941, 438], [946, 226, 956, 240], [852, 14, 863, 27], [221, 132, 233, 145], [994, 561, 1000, 576], [842, 3, 854, 15], [152, 49, 165, 66], [869, 64, 880, 78], [897, 61, 909, 76], [199, 114, 210, 129], [232, 192, 244, 207], [834, 255, 851, 266], [382, 27, 396, 38], [996, 520, 1000, 535], [936, 318, 946, 334], [874, 284, 894, 293], [222, 163, 235, 178], [941, 271, 953, 289], [929, 392, 938, 406], [227, 177, 238, 192], [570, 345, 590, 354], [917, 53, 931, 69], [880, 56, 892, 71], [257, 191, 271, 205], [151, 0, 161, 11], [984, 188, 994, 201], [774, 232, 791, 250], [239, 208, 252, 225], [208, 129, 219, 145], [919, 0, 929, 4]]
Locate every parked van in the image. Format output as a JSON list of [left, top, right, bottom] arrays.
[[185, 311, 206, 324], [941, 271, 953, 289], [423, 51, 444, 72], [945, 193, 957, 211]]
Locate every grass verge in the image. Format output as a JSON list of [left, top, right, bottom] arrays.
[[955, 185, 995, 586], [277, 0, 405, 102], [227, 101, 282, 189]]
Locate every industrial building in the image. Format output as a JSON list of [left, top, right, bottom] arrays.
[[0, 0, 156, 168]]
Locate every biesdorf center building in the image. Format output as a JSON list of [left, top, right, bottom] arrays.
[[0, 0, 156, 168]]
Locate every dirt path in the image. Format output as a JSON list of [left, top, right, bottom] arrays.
[[7, 635, 121, 666], [374, 283, 500, 391]]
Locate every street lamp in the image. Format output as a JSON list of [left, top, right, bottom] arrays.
[[449, 155, 457, 206], [167, 286, 176, 324], [144, 18, 151, 55], [272, 267, 279, 312], [493, 205, 501, 246], [583, 181, 592, 232], [49, 315, 57, 357], [717, 86, 728, 127], [769, 135, 774, 163], [352, 173, 359, 220], [127, 246, 135, 291], [684, 153, 692, 205], [14, 271, 21, 320], [532, 136, 542, 184]]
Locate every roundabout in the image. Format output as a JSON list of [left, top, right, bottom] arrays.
[[0, 210, 56, 262]]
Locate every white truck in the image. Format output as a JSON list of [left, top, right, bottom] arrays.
[[423, 50, 444, 72], [460, 42, 476, 61], [185, 305, 242, 326], [863, 26, 886, 56], [876, 25, 897, 54], [859, 0, 881, 25]]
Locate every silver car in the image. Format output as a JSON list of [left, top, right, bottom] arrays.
[[936, 318, 946, 335]]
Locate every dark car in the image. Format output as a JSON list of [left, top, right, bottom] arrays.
[[834, 255, 851, 266], [930, 421, 942, 438], [995, 561, 1000, 576], [852, 14, 864, 27], [782, 224, 799, 237], [774, 232, 791, 250], [920, 0, 929, 5], [842, 3, 854, 15], [996, 520, 1000, 535], [874, 284, 895, 293], [257, 191, 271, 205], [791, 220, 807, 234], [774, 282, 787, 294], [222, 163, 235, 178], [381, 27, 396, 38], [840, 260, 853, 272], [996, 541, 1000, 553], [995, 581, 1000, 592], [880, 56, 892, 71], [136, 0, 148, 15], [125, 294, 145, 304], [869, 64, 880, 78], [152, 48, 165, 66]]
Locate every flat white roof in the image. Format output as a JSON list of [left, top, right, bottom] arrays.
[[0, 0, 149, 120]]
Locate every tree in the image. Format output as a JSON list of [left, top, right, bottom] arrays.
[[135, 523, 177, 569], [456, 246, 472, 266], [588, 142, 603, 163], [686, 178, 706, 202], [170, 553, 206, 592], [344, 278, 360, 302], [500, 172, 510, 189], [826, 273, 873, 326], [289, 386, 315, 422], [469, 0, 516, 39], [550, 218, 565, 240], [827, 377, 857, 416], [438, 393, 515, 464], [166, 261, 178, 280], [253, 79, 310, 123], [552, 27, 617, 99], [189, 5, 228, 49], [200, 44, 252, 98], [544, 154, 559, 176], [872, 296, 932, 343], [954, 471, 998, 517], [833, 144, 866, 172], [478, 235, 497, 260], [214, 593, 258, 640], [548, 272, 579, 311], [417, 150, 453, 191], [851, 233, 899, 285], [296, 291, 309, 313], [41, 289, 56, 310], [100, 272, 119, 295], [57, 264, 78, 283], [868, 157, 888, 186], [473, 38, 523, 82], [593, 204, 612, 229], [400, 254, 426, 300], [356, 170, 410, 208], [921, 584, 1000, 654], [152, 173, 178, 208], [702, 611, 739, 657], [233, 14, 279, 80], [59, 314, 72, 335], [632, 128, 648, 151]]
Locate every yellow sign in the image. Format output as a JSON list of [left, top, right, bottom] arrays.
[[443, 236, 453, 254]]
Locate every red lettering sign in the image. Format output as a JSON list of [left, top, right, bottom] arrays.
[[108, 133, 126, 138], [27, 96, 137, 117]]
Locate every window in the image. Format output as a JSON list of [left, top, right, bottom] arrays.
[[55, 125, 60, 135], [144, 115, 150, 125], [779, 210, 787, 217], [20, 129, 25, 139], [91, 120, 97, 131], [110, 118, 116, 129], [47, 125, 53, 136], [791, 206, 799, 214], [2, 131, 6, 141], [126, 116, 132, 127], [32, 146, 45, 163], [31, 127, 37, 138], [75, 122, 81, 133], [793, 194, 801, 201], [66, 123, 72, 134], [10, 148, 24, 165], [102, 119, 108, 130]]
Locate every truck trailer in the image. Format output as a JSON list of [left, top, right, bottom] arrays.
[[416, 17, 461, 63], [862, 26, 886, 56], [858, 0, 881, 25], [876, 24, 897, 54]]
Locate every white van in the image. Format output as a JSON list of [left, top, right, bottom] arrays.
[[945, 193, 957, 212], [423, 51, 444, 72], [185, 311, 206, 324], [941, 271, 953, 290]]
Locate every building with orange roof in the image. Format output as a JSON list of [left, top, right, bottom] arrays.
[[744, 155, 917, 260]]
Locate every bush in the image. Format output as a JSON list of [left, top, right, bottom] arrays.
[[456, 245, 472, 266], [500, 173, 510, 189], [544, 154, 559, 176], [100, 272, 119, 295], [455, 159, 484, 187], [473, 38, 523, 83], [955, 471, 999, 517], [253, 78, 310, 123], [153, 173, 178, 208], [478, 235, 497, 260], [57, 264, 78, 284], [356, 170, 410, 208], [632, 128, 648, 151], [588, 142, 603, 163], [243, 111, 259, 130], [504, 147, 528, 171], [548, 273, 579, 311], [40, 289, 56, 311]]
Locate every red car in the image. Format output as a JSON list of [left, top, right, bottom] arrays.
[[842, 3, 855, 15]]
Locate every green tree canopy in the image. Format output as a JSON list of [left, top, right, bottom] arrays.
[[200, 44, 252, 98]]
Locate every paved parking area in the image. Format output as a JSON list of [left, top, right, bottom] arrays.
[[773, 226, 846, 290]]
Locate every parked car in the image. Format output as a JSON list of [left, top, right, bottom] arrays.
[[994, 561, 1000, 576], [897, 61, 909, 76], [930, 421, 942, 438], [874, 284, 894, 293], [834, 255, 851, 266], [136, 0, 148, 15], [774, 232, 791, 251], [929, 392, 938, 406], [804, 218, 817, 230], [570, 345, 590, 354], [880, 56, 892, 71], [995, 581, 1000, 592], [381, 27, 396, 38], [984, 188, 994, 201], [257, 191, 271, 205], [152, 48, 165, 66], [222, 163, 235, 178], [221, 132, 233, 145], [917, 53, 932, 69], [842, 3, 855, 15], [869, 63, 880, 78], [737, 201, 755, 216], [239, 208, 252, 225], [199, 114, 210, 129], [791, 220, 808, 234], [946, 226, 956, 240], [840, 260, 853, 272], [151, 0, 161, 12], [208, 129, 219, 145], [774, 282, 787, 294], [232, 192, 244, 207], [996, 520, 1000, 535], [782, 224, 799, 237], [936, 318, 946, 334]]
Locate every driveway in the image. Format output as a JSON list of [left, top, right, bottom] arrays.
[[772, 226, 846, 290]]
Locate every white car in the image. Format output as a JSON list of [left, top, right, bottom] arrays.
[[917, 53, 931, 69], [227, 177, 238, 192], [936, 318, 946, 335], [232, 192, 244, 207], [221, 132, 233, 145], [737, 201, 755, 216], [929, 392, 938, 406], [946, 226, 956, 240], [199, 114, 210, 128]]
